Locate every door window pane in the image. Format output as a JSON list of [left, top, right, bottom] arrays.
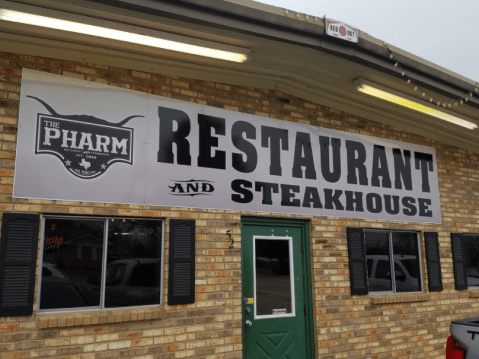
[[255, 238, 293, 316], [40, 218, 104, 310]]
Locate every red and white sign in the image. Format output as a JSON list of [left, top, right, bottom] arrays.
[[326, 19, 358, 43]]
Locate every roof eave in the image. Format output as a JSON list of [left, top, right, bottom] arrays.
[[84, 0, 478, 107]]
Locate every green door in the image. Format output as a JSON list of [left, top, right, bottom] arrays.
[[242, 218, 314, 359]]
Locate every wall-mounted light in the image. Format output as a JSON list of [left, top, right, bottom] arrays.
[[354, 79, 478, 130], [0, 8, 250, 63]]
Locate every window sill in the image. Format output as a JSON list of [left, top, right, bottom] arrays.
[[369, 293, 429, 304], [468, 290, 479, 298], [37, 306, 166, 329]]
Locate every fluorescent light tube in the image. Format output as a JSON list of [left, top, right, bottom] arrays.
[[354, 79, 477, 130], [0, 8, 250, 63]]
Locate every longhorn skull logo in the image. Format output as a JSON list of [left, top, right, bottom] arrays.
[[29, 96, 144, 179]]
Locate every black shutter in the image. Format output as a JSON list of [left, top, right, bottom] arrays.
[[451, 233, 468, 290], [168, 219, 195, 305], [347, 227, 368, 295], [424, 232, 443, 292], [0, 213, 40, 317]]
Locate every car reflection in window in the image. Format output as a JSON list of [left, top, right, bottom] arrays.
[[81, 258, 161, 308], [367, 255, 420, 293], [40, 264, 88, 310]]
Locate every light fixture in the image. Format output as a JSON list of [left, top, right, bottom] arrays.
[[354, 79, 478, 130], [0, 8, 250, 63]]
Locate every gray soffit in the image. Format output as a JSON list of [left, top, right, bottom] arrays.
[[85, 0, 479, 107]]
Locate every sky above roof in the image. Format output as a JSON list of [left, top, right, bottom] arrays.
[[257, 0, 479, 83]]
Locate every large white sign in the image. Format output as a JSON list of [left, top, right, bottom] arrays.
[[14, 69, 441, 223]]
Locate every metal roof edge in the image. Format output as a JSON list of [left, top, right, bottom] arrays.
[[79, 0, 479, 101], [220, 0, 477, 88]]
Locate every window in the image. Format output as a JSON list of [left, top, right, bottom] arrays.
[[39, 217, 164, 311], [365, 230, 422, 293], [348, 229, 440, 296], [254, 236, 295, 318], [463, 235, 479, 287]]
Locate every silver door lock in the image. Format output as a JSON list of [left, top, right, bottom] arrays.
[[245, 320, 253, 328]]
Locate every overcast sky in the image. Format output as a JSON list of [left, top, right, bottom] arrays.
[[257, 0, 479, 83]]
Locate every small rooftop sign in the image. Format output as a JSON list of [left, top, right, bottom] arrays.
[[325, 19, 358, 43]]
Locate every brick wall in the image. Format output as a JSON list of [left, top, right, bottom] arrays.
[[1, 51, 479, 359]]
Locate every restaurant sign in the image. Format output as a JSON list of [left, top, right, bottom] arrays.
[[14, 69, 441, 223]]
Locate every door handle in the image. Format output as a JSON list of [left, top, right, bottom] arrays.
[[245, 320, 253, 328]]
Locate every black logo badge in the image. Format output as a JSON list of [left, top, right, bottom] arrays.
[[30, 96, 143, 179], [168, 179, 215, 196]]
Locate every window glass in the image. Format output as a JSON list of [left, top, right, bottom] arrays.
[[41, 218, 104, 310], [392, 232, 422, 293], [128, 264, 159, 287], [366, 259, 373, 278], [464, 236, 479, 287], [104, 219, 162, 308], [376, 260, 391, 279], [106, 263, 127, 286], [365, 231, 391, 292], [40, 217, 163, 311], [364, 230, 422, 293], [81, 246, 93, 260], [42, 267, 53, 277]]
